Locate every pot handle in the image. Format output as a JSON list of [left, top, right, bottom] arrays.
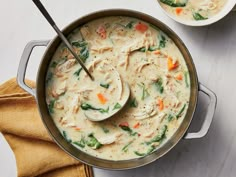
[[184, 83, 217, 139], [17, 40, 50, 97]]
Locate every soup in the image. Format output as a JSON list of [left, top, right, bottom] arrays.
[[159, 0, 228, 21], [45, 16, 190, 160]]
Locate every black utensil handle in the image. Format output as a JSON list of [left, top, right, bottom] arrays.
[[32, 0, 56, 26]]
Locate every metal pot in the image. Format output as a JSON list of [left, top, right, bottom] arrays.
[[17, 9, 217, 170]]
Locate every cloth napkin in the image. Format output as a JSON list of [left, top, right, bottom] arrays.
[[0, 78, 93, 177]]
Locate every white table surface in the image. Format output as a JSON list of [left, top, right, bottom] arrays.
[[1, 0, 236, 177]]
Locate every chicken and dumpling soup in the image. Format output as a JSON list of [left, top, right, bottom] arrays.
[[159, 0, 228, 21], [45, 16, 191, 160]]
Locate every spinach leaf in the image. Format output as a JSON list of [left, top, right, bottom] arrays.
[[50, 61, 57, 68], [73, 137, 86, 148], [134, 146, 155, 156], [122, 141, 134, 152], [129, 98, 138, 108], [81, 103, 109, 113], [79, 46, 89, 63], [176, 104, 186, 119], [46, 72, 53, 84], [86, 134, 102, 149], [48, 99, 55, 114], [62, 131, 72, 143], [184, 71, 189, 88], [101, 126, 110, 134], [167, 114, 174, 122], [100, 83, 110, 89], [192, 12, 208, 21], [160, 0, 187, 7], [138, 83, 150, 100], [158, 33, 166, 49], [154, 79, 164, 94], [113, 102, 121, 110], [74, 68, 82, 79], [119, 125, 138, 136], [146, 125, 167, 145], [71, 40, 87, 47], [125, 21, 135, 29]]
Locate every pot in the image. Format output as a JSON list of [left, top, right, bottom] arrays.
[[157, 0, 236, 26], [17, 9, 217, 170]]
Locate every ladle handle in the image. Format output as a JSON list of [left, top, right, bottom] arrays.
[[32, 0, 56, 26]]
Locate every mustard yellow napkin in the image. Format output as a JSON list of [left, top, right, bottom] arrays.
[[0, 78, 93, 177]]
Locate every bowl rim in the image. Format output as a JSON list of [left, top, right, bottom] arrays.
[[157, 0, 236, 26]]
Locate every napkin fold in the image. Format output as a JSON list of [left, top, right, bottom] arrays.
[[0, 78, 93, 177]]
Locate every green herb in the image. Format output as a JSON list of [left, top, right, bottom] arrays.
[[125, 21, 135, 29], [113, 102, 121, 110], [138, 46, 159, 52], [79, 46, 89, 63], [46, 72, 53, 84], [74, 68, 82, 79], [167, 114, 174, 122], [100, 83, 110, 89], [122, 141, 134, 152], [48, 99, 55, 114], [86, 133, 102, 149], [184, 71, 189, 88], [101, 126, 110, 133], [134, 146, 155, 156], [138, 83, 150, 100], [73, 137, 86, 148], [129, 98, 138, 108], [71, 40, 87, 47], [119, 125, 138, 136], [146, 125, 167, 145], [154, 79, 164, 94], [50, 61, 57, 68], [160, 0, 187, 7], [192, 12, 208, 21], [62, 131, 72, 143], [158, 33, 166, 49], [176, 104, 186, 119], [81, 103, 109, 113]]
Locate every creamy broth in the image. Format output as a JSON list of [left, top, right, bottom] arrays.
[[159, 0, 228, 21], [45, 16, 190, 160]]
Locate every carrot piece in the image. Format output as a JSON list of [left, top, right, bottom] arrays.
[[167, 56, 179, 71], [175, 8, 183, 15], [96, 25, 107, 39], [135, 22, 148, 33], [74, 127, 81, 131], [158, 99, 164, 111], [97, 93, 107, 104], [153, 50, 161, 55], [119, 122, 129, 127], [175, 73, 183, 80], [133, 122, 140, 129]]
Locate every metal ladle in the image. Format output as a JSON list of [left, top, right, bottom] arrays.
[[32, 0, 94, 80]]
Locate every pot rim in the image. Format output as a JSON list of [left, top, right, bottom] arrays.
[[36, 8, 199, 170]]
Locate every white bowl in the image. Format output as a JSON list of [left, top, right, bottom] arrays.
[[157, 0, 236, 26]]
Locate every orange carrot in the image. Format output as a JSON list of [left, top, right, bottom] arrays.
[[153, 50, 161, 55], [175, 8, 183, 15], [167, 56, 179, 71], [175, 73, 183, 80], [96, 25, 107, 39], [135, 22, 148, 33], [158, 99, 164, 111], [74, 127, 81, 131], [133, 122, 140, 129], [97, 93, 107, 104]]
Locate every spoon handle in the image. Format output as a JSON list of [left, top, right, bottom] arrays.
[[32, 0, 94, 80]]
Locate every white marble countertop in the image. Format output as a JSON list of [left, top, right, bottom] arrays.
[[1, 0, 236, 177]]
